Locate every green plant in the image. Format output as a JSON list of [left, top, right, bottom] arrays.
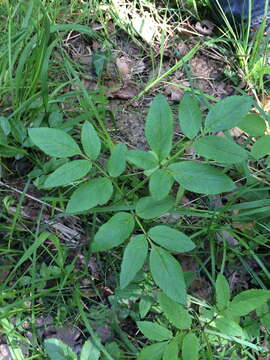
[[27, 92, 270, 358], [44, 337, 101, 360]]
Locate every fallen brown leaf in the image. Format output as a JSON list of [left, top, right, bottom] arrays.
[[107, 82, 138, 99], [116, 56, 132, 80]]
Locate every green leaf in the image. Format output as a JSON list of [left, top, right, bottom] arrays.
[[44, 338, 77, 360], [145, 94, 173, 161], [66, 178, 113, 213], [29, 128, 81, 157], [251, 135, 270, 159], [194, 136, 248, 164], [163, 339, 179, 360], [169, 161, 235, 195], [48, 111, 63, 128], [149, 169, 174, 200], [137, 342, 167, 360], [158, 291, 192, 329], [92, 50, 108, 77], [91, 212, 135, 252], [226, 290, 270, 317], [81, 121, 101, 160], [137, 321, 172, 341], [0, 116, 11, 135], [238, 114, 266, 136], [215, 273, 230, 310], [80, 339, 100, 360], [182, 333, 200, 360], [139, 296, 153, 318], [213, 316, 244, 338], [120, 235, 148, 289], [148, 225, 195, 253], [205, 96, 253, 133], [104, 342, 122, 359], [150, 246, 186, 304], [127, 149, 158, 170], [44, 160, 91, 188], [136, 196, 175, 219], [107, 143, 127, 177], [178, 93, 202, 139], [0, 127, 7, 144], [0, 144, 28, 158]]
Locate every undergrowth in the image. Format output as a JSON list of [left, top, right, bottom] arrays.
[[1, 0, 270, 359]]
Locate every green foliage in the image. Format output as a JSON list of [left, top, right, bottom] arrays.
[[169, 161, 235, 195], [149, 169, 174, 200], [44, 338, 101, 360], [81, 121, 101, 160], [137, 342, 167, 360], [251, 135, 270, 159], [120, 235, 148, 289], [145, 94, 173, 161], [148, 225, 195, 252], [137, 321, 172, 341], [80, 339, 101, 360], [150, 246, 186, 304], [91, 212, 135, 252], [92, 50, 110, 77], [158, 291, 192, 329], [215, 273, 230, 310], [225, 290, 270, 317], [5, 76, 270, 359], [107, 143, 127, 177], [204, 96, 253, 132], [127, 150, 158, 170], [182, 333, 200, 360], [44, 338, 77, 360], [135, 196, 175, 219], [179, 93, 202, 139], [29, 128, 82, 157], [194, 136, 248, 164], [67, 178, 113, 213], [162, 339, 179, 360], [238, 114, 266, 136], [43, 160, 92, 188]]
